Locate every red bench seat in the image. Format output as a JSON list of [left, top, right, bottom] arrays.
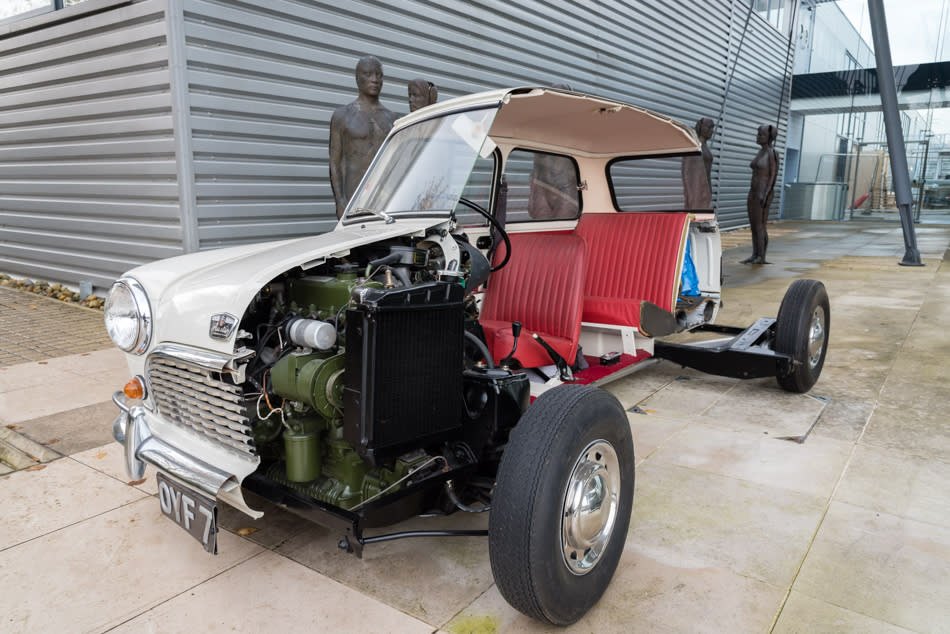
[[573, 212, 690, 328]]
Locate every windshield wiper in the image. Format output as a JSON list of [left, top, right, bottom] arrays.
[[352, 207, 395, 224]]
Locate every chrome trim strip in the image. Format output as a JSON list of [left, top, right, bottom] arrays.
[[150, 343, 236, 370]]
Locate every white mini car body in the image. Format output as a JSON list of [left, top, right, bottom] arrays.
[[106, 87, 828, 625]]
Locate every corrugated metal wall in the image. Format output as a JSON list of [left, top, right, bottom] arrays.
[[0, 0, 793, 286], [716, 1, 795, 227], [0, 0, 182, 289], [179, 0, 793, 250]]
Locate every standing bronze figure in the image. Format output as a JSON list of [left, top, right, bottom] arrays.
[[407, 78, 438, 112], [682, 117, 715, 209], [742, 124, 779, 264], [329, 56, 399, 219]]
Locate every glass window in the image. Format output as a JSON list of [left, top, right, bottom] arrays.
[[344, 107, 498, 221], [502, 149, 580, 222], [749, 0, 793, 35], [453, 153, 496, 227], [609, 156, 693, 212], [0, 0, 53, 22], [1, 0, 92, 24]]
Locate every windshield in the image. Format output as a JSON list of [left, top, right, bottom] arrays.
[[344, 107, 499, 221]]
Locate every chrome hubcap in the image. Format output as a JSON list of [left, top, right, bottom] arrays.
[[561, 440, 620, 575], [807, 306, 826, 369]]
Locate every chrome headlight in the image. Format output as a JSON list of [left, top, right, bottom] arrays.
[[104, 277, 152, 355]]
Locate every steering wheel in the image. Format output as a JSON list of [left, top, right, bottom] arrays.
[[457, 196, 511, 272]]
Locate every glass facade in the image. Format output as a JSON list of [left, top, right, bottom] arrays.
[[787, 0, 950, 222]]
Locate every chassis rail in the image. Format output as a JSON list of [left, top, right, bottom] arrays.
[[653, 317, 793, 379], [242, 469, 486, 558]]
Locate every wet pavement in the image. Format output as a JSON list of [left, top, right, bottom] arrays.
[[1, 220, 948, 632]]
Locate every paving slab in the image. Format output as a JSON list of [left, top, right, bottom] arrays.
[[794, 501, 950, 634], [112, 550, 433, 633], [70, 443, 159, 496], [626, 410, 691, 464], [835, 443, 950, 527], [277, 511, 494, 627], [773, 592, 916, 634], [0, 496, 262, 632], [649, 423, 852, 499], [443, 550, 785, 634], [699, 380, 829, 438], [13, 400, 117, 456], [629, 462, 827, 588], [0, 349, 128, 431], [862, 377, 950, 463], [0, 456, 147, 551]]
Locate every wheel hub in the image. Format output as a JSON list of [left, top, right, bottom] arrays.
[[561, 440, 620, 575], [808, 306, 826, 369]]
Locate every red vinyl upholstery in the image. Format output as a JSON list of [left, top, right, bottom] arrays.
[[480, 232, 587, 368], [574, 212, 690, 328]]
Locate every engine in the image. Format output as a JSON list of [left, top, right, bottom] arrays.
[[234, 236, 526, 512]]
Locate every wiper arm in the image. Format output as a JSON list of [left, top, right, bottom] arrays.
[[353, 207, 395, 224]]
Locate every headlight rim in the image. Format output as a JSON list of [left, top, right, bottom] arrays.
[[106, 276, 152, 355]]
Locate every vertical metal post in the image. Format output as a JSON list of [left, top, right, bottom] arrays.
[[917, 135, 931, 220], [867, 0, 923, 266]]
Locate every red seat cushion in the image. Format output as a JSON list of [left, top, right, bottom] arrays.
[[574, 212, 690, 327], [479, 232, 587, 367]]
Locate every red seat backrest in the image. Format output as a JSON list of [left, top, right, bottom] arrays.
[[480, 232, 587, 343], [574, 212, 689, 313]]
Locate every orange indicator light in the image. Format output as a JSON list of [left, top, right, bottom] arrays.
[[123, 378, 145, 400]]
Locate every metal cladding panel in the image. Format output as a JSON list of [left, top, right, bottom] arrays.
[[715, 3, 795, 229], [0, 0, 184, 289], [182, 0, 792, 247]]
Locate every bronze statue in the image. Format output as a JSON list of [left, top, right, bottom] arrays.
[[527, 82, 579, 220], [742, 124, 779, 264], [329, 56, 399, 218], [682, 117, 714, 209], [408, 78, 438, 112]]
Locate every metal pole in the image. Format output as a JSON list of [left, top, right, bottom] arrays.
[[867, 0, 923, 266], [917, 135, 931, 220]]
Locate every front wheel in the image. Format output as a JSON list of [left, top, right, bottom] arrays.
[[774, 279, 830, 393], [489, 385, 634, 625]]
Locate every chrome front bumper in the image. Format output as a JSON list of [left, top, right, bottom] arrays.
[[112, 391, 263, 519]]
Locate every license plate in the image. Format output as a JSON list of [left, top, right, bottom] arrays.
[[157, 472, 218, 554]]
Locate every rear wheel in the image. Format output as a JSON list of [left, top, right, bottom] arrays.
[[775, 279, 830, 393], [489, 385, 634, 625]]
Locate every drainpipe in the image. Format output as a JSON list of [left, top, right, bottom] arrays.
[[867, 0, 923, 266]]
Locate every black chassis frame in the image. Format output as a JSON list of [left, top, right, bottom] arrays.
[[242, 466, 487, 559], [652, 317, 794, 379]]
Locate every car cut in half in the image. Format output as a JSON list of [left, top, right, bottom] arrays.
[[106, 87, 829, 626]]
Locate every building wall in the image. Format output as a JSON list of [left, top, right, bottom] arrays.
[[0, 0, 795, 288], [0, 0, 184, 289], [794, 2, 874, 75]]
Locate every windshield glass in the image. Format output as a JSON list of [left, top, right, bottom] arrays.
[[344, 107, 499, 221]]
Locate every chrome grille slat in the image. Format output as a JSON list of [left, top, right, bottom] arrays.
[[151, 394, 252, 436], [147, 354, 256, 458], [149, 377, 246, 418], [151, 362, 243, 395]]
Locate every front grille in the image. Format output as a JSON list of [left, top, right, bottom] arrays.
[[147, 355, 255, 457]]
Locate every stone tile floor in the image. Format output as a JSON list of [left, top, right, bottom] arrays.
[[1, 221, 948, 632]]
